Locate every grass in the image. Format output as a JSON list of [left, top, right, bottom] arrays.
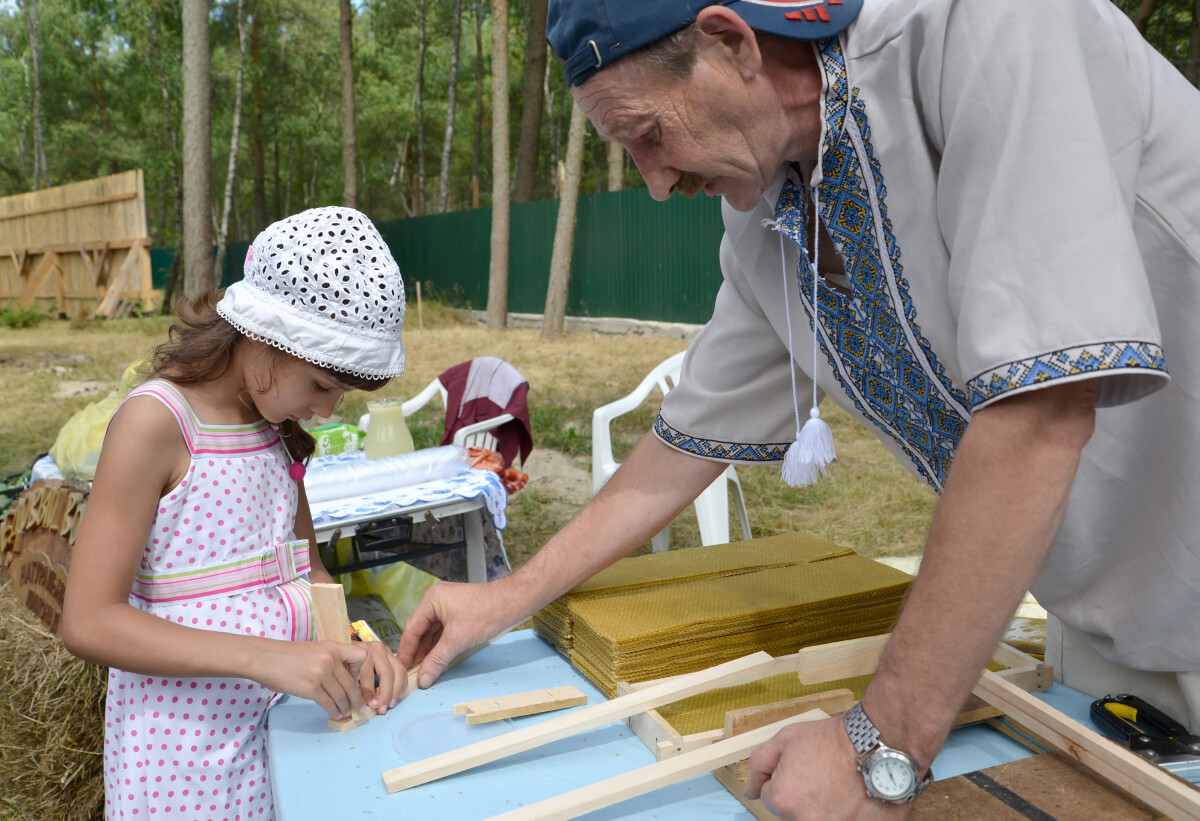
[[0, 304, 936, 569]]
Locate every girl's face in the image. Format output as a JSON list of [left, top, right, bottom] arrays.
[[244, 347, 353, 424]]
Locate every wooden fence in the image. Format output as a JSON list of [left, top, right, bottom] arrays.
[[0, 170, 154, 318]]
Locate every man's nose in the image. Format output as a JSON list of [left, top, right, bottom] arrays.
[[628, 149, 677, 201]]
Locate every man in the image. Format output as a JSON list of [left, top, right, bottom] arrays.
[[398, 0, 1200, 816]]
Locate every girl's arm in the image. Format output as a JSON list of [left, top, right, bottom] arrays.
[[61, 396, 370, 720], [294, 478, 405, 713]]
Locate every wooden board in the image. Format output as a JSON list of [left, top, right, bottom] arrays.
[[714, 750, 1166, 820], [454, 685, 587, 725], [311, 582, 378, 733]]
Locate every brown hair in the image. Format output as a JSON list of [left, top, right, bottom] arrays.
[[148, 293, 389, 463]]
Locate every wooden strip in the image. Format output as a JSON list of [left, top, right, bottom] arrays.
[[381, 650, 800, 794], [973, 668, 1200, 821], [725, 687, 856, 738], [0, 238, 146, 258], [94, 239, 144, 318], [454, 686, 587, 725], [0, 190, 137, 221], [796, 633, 889, 684], [310, 582, 376, 732], [490, 710, 829, 821], [18, 251, 60, 306]]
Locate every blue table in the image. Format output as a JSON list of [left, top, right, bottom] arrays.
[[265, 632, 1095, 820]]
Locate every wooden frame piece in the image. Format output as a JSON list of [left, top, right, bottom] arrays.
[[381, 650, 803, 793], [973, 669, 1200, 821], [453, 685, 587, 725], [486, 710, 829, 821], [622, 637, 1050, 762], [311, 582, 380, 732]]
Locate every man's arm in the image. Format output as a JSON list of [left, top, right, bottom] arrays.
[[747, 379, 1096, 819], [397, 432, 728, 688]]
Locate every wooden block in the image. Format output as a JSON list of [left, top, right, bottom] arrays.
[[724, 687, 855, 738], [310, 582, 375, 733], [454, 686, 588, 725]]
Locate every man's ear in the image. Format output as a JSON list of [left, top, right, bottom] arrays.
[[694, 5, 763, 77]]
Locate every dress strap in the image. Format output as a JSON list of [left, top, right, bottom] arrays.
[[125, 379, 281, 456], [125, 380, 201, 455]]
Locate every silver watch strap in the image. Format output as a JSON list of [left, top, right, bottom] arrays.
[[843, 702, 881, 756]]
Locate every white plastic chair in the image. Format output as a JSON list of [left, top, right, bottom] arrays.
[[592, 351, 751, 552], [358, 377, 516, 457]]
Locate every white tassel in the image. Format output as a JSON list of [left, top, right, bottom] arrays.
[[782, 407, 836, 488]]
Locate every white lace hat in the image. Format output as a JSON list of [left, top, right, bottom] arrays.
[[217, 206, 406, 379]]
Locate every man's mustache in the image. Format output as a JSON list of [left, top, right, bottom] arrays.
[[674, 173, 706, 198]]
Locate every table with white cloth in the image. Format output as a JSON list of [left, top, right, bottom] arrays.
[[305, 450, 511, 584]]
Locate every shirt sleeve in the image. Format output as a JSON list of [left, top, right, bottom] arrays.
[[656, 216, 816, 463], [930, 0, 1169, 410]]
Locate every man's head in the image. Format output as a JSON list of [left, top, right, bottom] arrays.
[[548, 1, 860, 211]]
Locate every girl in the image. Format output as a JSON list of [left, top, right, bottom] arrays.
[[62, 207, 408, 821]]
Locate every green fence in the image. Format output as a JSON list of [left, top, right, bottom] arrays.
[[151, 187, 726, 325]]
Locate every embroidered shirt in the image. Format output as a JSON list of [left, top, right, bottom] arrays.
[[656, 0, 1200, 671]]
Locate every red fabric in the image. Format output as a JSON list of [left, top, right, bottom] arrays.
[[438, 359, 533, 469]]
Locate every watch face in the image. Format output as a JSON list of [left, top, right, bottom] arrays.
[[867, 755, 916, 800]]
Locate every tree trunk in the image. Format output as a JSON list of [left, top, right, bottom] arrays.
[[607, 140, 624, 192], [250, 13, 269, 233], [214, 0, 251, 284], [339, 0, 358, 208], [512, 0, 548, 203], [471, 0, 484, 209], [21, 0, 48, 189], [541, 101, 586, 339], [182, 0, 214, 297], [148, 8, 185, 314], [437, 0, 464, 213], [1132, 0, 1159, 34], [415, 0, 427, 215], [486, 0, 510, 332]]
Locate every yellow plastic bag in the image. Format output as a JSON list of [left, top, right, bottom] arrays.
[[326, 537, 437, 629], [48, 360, 148, 481], [49, 395, 120, 480]]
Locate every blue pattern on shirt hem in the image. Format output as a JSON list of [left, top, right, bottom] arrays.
[[654, 415, 790, 463], [967, 341, 1167, 405]]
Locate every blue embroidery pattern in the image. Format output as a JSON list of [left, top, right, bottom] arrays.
[[967, 342, 1167, 406], [772, 38, 970, 492], [654, 416, 789, 463]]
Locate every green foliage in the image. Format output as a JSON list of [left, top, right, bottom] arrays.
[[0, 302, 51, 329]]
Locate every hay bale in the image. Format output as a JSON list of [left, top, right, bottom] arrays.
[[0, 582, 105, 821]]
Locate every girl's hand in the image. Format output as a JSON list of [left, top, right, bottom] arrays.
[[251, 640, 370, 720], [359, 640, 406, 714]]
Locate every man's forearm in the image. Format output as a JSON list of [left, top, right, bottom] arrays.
[[503, 431, 728, 612], [862, 380, 1097, 770]]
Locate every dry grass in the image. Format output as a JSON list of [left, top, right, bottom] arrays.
[[0, 306, 936, 567], [0, 584, 106, 821]]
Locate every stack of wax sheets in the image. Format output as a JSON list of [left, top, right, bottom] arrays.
[[532, 532, 912, 698]]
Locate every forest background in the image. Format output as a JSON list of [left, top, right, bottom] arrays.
[[1, 0, 1197, 279]]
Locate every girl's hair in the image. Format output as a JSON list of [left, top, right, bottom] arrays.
[[148, 293, 389, 462]]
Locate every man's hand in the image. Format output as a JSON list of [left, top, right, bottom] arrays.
[[396, 580, 518, 691], [745, 717, 909, 820]]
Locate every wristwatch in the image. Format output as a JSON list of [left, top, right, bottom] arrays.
[[843, 702, 933, 804]]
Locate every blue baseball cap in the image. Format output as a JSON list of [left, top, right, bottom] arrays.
[[547, 0, 863, 87]]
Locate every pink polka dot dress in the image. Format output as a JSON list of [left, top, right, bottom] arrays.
[[104, 381, 315, 821]]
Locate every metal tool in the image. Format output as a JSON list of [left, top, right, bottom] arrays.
[[1091, 693, 1200, 786]]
